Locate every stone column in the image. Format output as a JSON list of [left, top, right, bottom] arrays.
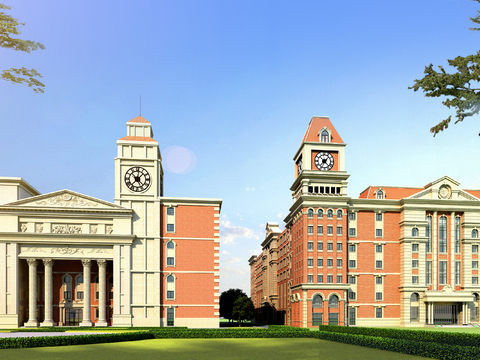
[[96, 260, 108, 326], [40, 259, 55, 327], [79, 259, 93, 326], [24, 258, 39, 327]]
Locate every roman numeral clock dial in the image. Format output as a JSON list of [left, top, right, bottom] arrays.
[[314, 152, 334, 171], [124, 166, 151, 192]]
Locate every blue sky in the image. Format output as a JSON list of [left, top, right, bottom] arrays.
[[2, 0, 480, 295]]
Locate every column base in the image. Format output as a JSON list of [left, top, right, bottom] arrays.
[[40, 320, 56, 327], [95, 320, 108, 327], [24, 320, 39, 328], [79, 320, 93, 327]]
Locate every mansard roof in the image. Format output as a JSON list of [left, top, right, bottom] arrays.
[[301, 116, 344, 144]]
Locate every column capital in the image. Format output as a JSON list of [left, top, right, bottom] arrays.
[[97, 259, 108, 268], [81, 259, 92, 267], [26, 258, 38, 267], [42, 258, 55, 267]]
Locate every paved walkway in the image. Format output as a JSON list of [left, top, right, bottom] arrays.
[[0, 332, 108, 338]]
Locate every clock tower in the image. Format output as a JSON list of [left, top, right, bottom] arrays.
[[114, 116, 164, 204], [291, 116, 349, 199]]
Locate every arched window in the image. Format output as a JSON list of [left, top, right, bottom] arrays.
[[426, 216, 432, 253], [439, 216, 447, 253], [167, 242, 175, 249], [308, 209, 313, 218], [75, 275, 84, 301], [166, 275, 175, 300], [318, 209, 323, 218], [329, 295, 339, 308], [473, 229, 479, 239], [63, 275, 72, 301], [166, 241, 176, 266], [410, 292, 419, 322], [327, 209, 333, 218], [376, 190, 384, 200], [321, 130, 329, 143], [412, 228, 418, 237], [337, 210, 342, 219], [312, 294, 323, 308]]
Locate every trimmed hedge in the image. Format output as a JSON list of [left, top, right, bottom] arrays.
[[12, 326, 188, 332], [318, 325, 480, 347], [151, 328, 315, 339], [0, 331, 154, 349], [315, 330, 480, 360]]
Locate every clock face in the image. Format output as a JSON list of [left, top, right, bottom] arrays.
[[297, 159, 302, 175], [314, 152, 334, 171], [124, 166, 151, 192]]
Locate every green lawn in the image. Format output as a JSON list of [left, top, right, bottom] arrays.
[[0, 338, 434, 360]]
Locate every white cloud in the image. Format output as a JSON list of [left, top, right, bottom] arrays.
[[224, 257, 240, 264], [219, 220, 260, 244], [277, 213, 282, 219], [245, 187, 256, 192], [221, 250, 230, 255]]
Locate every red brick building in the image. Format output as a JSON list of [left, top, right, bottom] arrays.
[[250, 116, 480, 327]]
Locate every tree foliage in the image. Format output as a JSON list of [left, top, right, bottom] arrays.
[[0, 3, 45, 93], [232, 296, 255, 326], [409, 0, 480, 136], [219, 288, 247, 323]]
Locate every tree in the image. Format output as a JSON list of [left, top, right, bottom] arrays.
[[409, 0, 480, 136], [0, 3, 45, 93], [219, 288, 247, 324], [232, 296, 255, 327]]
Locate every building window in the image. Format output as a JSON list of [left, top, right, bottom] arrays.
[[166, 275, 175, 300], [167, 308, 174, 326], [167, 207, 174, 215], [308, 226, 313, 234], [317, 241, 323, 251], [321, 130, 329, 143], [329, 295, 339, 308], [412, 243, 419, 252], [426, 216, 432, 253], [327, 275, 333, 283], [337, 259, 342, 267], [412, 260, 418, 268], [473, 277, 479, 285], [376, 260, 383, 269], [412, 276, 419, 284], [439, 216, 447, 253], [349, 212, 356, 220], [410, 293, 419, 322], [337, 243, 342, 251], [317, 274, 323, 283], [349, 260, 356, 268], [349, 228, 356, 236], [376, 292, 383, 301], [349, 244, 356, 252], [439, 261, 447, 284], [327, 242, 333, 250], [77, 291, 84, 300], [317, 258, 323, 267], [337, 275, 342, 283], [349, 276, 356, 284], [473, 245, 479, 253], [308, 258, 313, 267], [473, 229, 479, 239], [167, 257, 174, 265], [327, 226, 333, 235], [455, 261, 461, 284], [327, 209, 333, 218], [167, 224, 175, 232], [376, 213, 382, 221], [167, 242, 174, 249], [376, 308, 383, 318], [167, 291, 174, 299], [412, 228, 418, 237], [308, 274, 313, 283], [349, 307, 356, 325], [337, 226, 342, 235], [426, 261, 432, 284], [376, 276, 382, 284], [337, 210, 343, 219], [376, 190, 384, 200], [312, 294, 323, 308], [455, 217, 461, 253], [327, 259, 333, 267], [308, 241, 313, 250], [473, 260, 478, 269], [349, 291, 356, 300], [376, 229, 382, 237], [318, 226, 323, 235], [308, 209, 313, 218], [318, 209, 323, 218], [376, 244, 382, 253]]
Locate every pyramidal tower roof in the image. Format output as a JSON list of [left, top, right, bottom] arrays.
[[301, 116, 344, 144], [117, 116, 157, 143], [127, 116, 151, 124]]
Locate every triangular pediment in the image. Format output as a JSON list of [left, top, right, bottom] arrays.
[[407, 176, 478, 201], [3, 190, 124, 209]]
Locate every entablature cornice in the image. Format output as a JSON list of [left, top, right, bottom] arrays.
[[0, 232, 136, 245], [0, 207, 133, 217], [290, 283, 350, 291], [399, 237, 428, 244], [290, 171, 350, 192], [401, 199, 480, 211]]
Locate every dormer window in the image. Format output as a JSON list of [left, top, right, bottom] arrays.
[[376, 190, 384, 199], [321, 130, 329, 143]]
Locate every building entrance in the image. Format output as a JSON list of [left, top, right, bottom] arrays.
[[433, 303, 460, 325], [64, 308, 83, 326]]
